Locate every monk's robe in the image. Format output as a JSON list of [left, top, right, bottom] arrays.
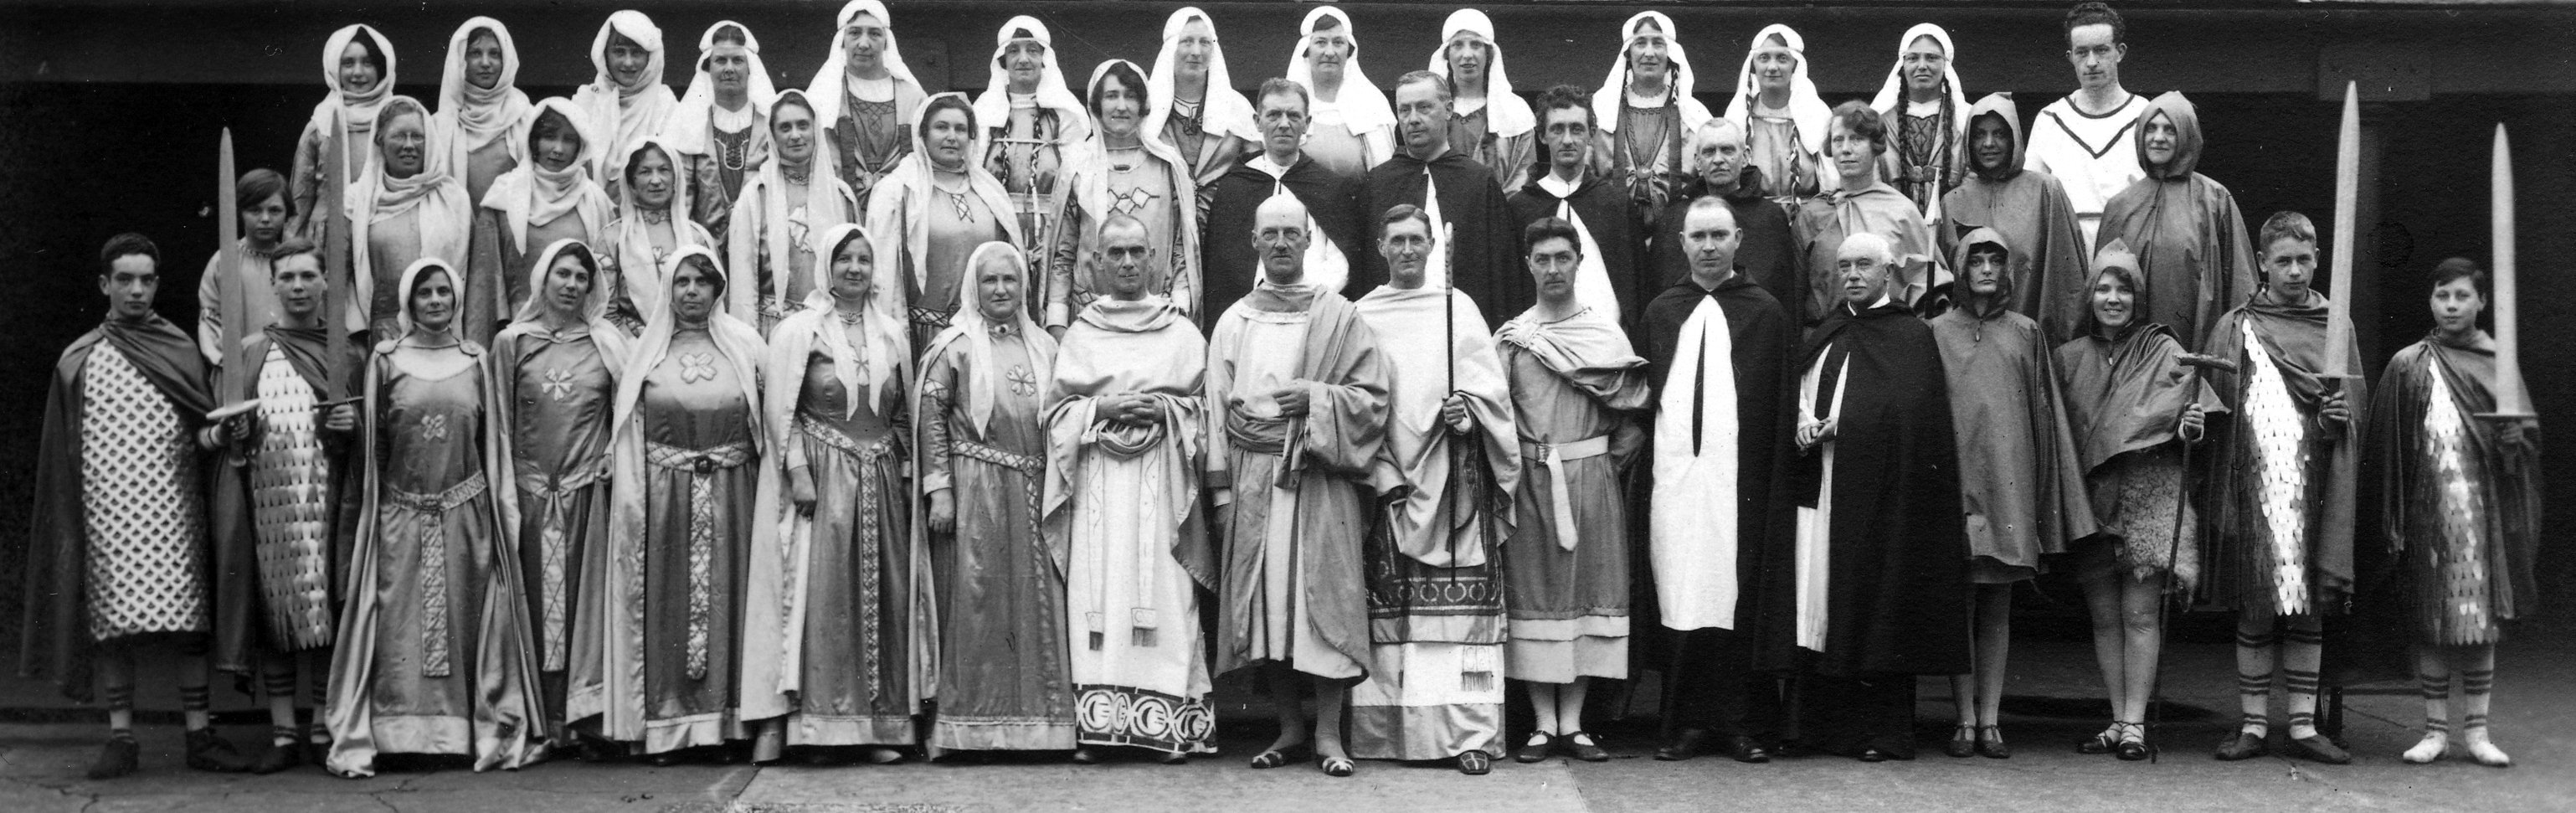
[[1648, 179, 1805, 320], [1201, 154, 1366, 323], [1358, 149, 1529, 326]]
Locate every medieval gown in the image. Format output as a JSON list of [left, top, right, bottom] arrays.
[[1496, 306, 1651, 683], [811, 0, 926, 208]]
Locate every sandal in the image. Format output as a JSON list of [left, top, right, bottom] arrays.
[[1456, 750, 1492, 775], [1319, 754, 1355, 777], [1977, 724, 2012, 759], [1946, 723, 1977, 758], [1514, 731, 1555, 764], [2115, 722, 2154, 762], [1248, 742, 1310, 769], [2077, 724, 2119, 755]]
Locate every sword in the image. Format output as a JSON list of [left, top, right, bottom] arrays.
[[2476, 124, 2534, 422], [213, 129, 255, 428], [2321, 82, 2360, 381]]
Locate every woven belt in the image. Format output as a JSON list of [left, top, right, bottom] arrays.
[[1520, 435, 1611, 551], [388, 472, 488, 677], [799, 414, 898, 462], [515, 461, 604, 671], [908, 306, 954, 332], [648, 440, 753, 681], [949, 438, 1047, 571]]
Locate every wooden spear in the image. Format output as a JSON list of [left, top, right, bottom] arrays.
[[2479, 123, 2534, 420], [2322, 81, 2359, 379]]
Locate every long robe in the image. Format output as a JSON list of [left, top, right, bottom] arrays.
[[1945, 94, 2092, 345], [493, 322, 625, 740], [1497, 306, 1649, 682], [1756, 299, 1970, 677], [631, 332, 762, 752], [1201, 155, 1366, 323], [1050, 137, 1201, 328], [1206, 282, 1391, 681], [2094, 93, 2258, 352], [918, 323, 1077, 751], [1350, 286, 1518, 761], [1509, 172, 1649, 333], [20, 316, 217, 700], [2199, 292, 2366, 615], [1930, 290, 2095, 583], [1043, 296, 1216, 754], [2366, 332, 2543, 646], [1648, 183, 1805, 319], [210, 325, 366, 675], [2054, 323, 2218, 587], [1795, 183, 1943, 325], [1637, 275, 1793, 638], [1358, 150, 1529, 326]]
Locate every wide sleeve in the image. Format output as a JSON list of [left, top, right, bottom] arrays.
[[1045, 193, 1088, 331], [764, 321, 812, 472], [2032, 177, 2094, 346], [725, 181, 764, 328], [1294, 316, 1392, 477], [291, 121, 327, 243], [913, 341, 962, 495], [1203, 314, 1240, 497], [1495, 132, 1536, 198]]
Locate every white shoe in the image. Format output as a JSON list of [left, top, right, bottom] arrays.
[[2463, 731, 2511, 768], [2400, 731, 2447, 764]]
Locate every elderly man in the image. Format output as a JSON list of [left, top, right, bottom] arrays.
[[1508, 85, 1648, 334], [1358, 70, 1525, 326], [1638, 198, 1795, 764], [1650, 120, 1803, 313], [1208, 193, 1392, 777], [1757, 232, 1970, 762], [1202, 78, 1367, 323]]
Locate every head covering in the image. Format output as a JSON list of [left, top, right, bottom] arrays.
[[312, 24, 398, 177], [2136, 91, 2204, 180], [434, 18, 532, 181], [1286, 6, 1395, 138], [509, 238, 615, 324], [1142, 7, 1261, 145], [1721, 23, 1833, 155], [611, 244, 767, 445], [347, 96, 472, 335], [1951, 225, 2015, 318], [793, 223, 907, 417], [1962, 92, 2027, 181], [483, 96, 612, 254], [871, 91, 1023, 301], [727, 89, 855, 325], [611, 136, 702, 322], [1592, 12, 1713, 135], [1427, 8, 1532, 138], [665, 20, 778, 157], [579, 10, 679, 188], [392, 257, 463, 341], [808, 0, 920, 126], [1868, 24, 1970, 135], [932, 241, 1060, 435], [973, 17, 1090, 142], [1067, 60, 1202, 311], [2077, 238, 2147, 337]]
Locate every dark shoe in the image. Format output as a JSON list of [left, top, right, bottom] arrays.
[[1248, 742, 1309, 769], [1514, 731, 1556, 764], [88, 737, 140, 780], [2214, 730, 2270, 761], [2115, 726, 2154, 762], [1455, 750, 1492, 775], [1565, 732, 1609, 763], [186, 728, 254, 773], [649, 749, 686, 767], [1721, 735, 1771, 764], [1945, 724, 1977, 758], [2282, 734, 2352, 765], [2077, 725, 2118, 755], [1653, 728, 1710, 762], [1976, 725, 2011, 759], [250, 739, 302, 774], [1318, 754, 1355, 777]]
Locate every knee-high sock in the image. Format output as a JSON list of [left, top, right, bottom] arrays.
[[263, 652, 302, 743], [2461, 646, 2496, 734], [2281, 617, 2324, 738], [2417, 646, 2452, 733], [2235, 617, 2278, 735], [100, 649, 137, 736]]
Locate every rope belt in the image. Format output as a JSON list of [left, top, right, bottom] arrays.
[[388, 472, 488, 678], [1520, 435, 1611, 551], [516, 461, 602, 671], [648, 440, 754, 681]]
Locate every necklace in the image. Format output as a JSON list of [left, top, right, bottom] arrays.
[[638, 208, 671, 224], [782, 162, 811, 185], [835, 306, 866, 325]]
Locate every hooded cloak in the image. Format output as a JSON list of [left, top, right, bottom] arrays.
[[2095, 91, 2258, 352], [1944, 93, 2090, 343], [1929, 229, 2095, 580]]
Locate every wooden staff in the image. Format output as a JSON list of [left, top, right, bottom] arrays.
[[2479, 123, 2534, 420], [2322, 81, 2359, 379], [218, 129, 250, 408], [321, 119, 352, 400]]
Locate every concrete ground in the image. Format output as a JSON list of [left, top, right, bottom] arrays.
[[3, 635, 2568, 813]]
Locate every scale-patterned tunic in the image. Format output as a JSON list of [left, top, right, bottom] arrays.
[[251, 343, 336, 649], [80, 342, 212, 641]]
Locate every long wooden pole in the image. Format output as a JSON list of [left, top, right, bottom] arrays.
[[2481, 123, 2534, 419], [2323, 81, 2358, 378], [321, 119, 351, 400]]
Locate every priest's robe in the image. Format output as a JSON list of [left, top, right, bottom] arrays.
[[1509, 172, 1649, 333], [1648, 183, 1805, 320], [1206, 282, 1391, 682], [1358, 150, 1529, 327], [1201, 156, 1367, 325]]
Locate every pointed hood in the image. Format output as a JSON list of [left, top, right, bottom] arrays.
[[1963, 92, 2028, 181], [2076, 238, 2147, 337], [2137, 91, 2204, 181], [1951, 226, 2014, 319]]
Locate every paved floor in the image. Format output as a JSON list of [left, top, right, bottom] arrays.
[[2, 636, 2568, 812]]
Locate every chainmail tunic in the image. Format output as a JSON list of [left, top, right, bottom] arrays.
[[2416, 367, 2497, 644], [250, 344, 337, 649], [80, 342, 212, 641], [2239, 320, 2314, 615]]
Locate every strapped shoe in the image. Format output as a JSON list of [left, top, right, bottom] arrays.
[[2281, 733, 2352, 765], [2213, 730, 2269, 761], [186, 728, 254, 773]]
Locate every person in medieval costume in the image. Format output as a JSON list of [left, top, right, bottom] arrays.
[[2365, 258, 2541, 769], [211, 240, 367, 774], [291, 23, 394, 244], [758, 224, 931, 764], [2199, 212, 2366, 765], [1648, 120, 1804, 317], [1592, 12, 1714, 220], [1350, 205, 1520, 776], [198, 168, 294, 364], [433, 17, 532, 209], [1144, 8, 1259, 199], [1928, 229, 2096, 759], [1508, 85, 1648, 333], [1043, 214, 1218, 763], [1429, 9, 1535, 197], [471, 97, 612, 327], [1795, 101, 1943, 325], [665, 21, 777, 249], [810, 0, 925, 208], [1868, 24, 1969, 224], [1284, 6, 1395, 180], [572, 10, 677, 204], [1756, 232, 1971, 762], [974, 17, 1092, 264], [1720, 24, 1831, 205], [1201, 78, 1367, 320], [2095, 90, 2257, 352], [342, 95, 475, 343], [492, 239, 630, 755], [23, 234, 255, 779], [918, 242, 1076, 755], [729, 90, 861, 336], [1359, 70, 1528, 326], [1209, 193, 1392, 777], [1497, 217, 1651, 765], [2027, 3, 2152, 247], [1638, 199, 1795, 764], [1944, 92, 2090, 344], [580, 246, 780, 764], [2055, 241, 2216, 762], [1048, 59, 1203, 331], [603, 137, 722, 335], [323, 257, 548, 777], [866, 93, 1022, 352]]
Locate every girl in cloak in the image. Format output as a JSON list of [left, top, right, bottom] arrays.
[[865, 92, 1021, 352], [810, 0, 925, 207], [1429, 9, 1535, 196], [664, 21, 776, 244], [572, 10, 679, 203], [291, 23, 395, 244], [1591, 12, 1713, 220], [343, 96, 475, 342], [1284, 6, 1394, 179], [470, 98, 612, 329], [492, 239, 630, 756], [1720, 24, 1832, 204], [324, 258, 548, 777], [433, 17, 532, 208], [1144, 8, 1259, 195], [2094, 92, 2258, 352], [605, 137, 720, 335], [1943, 93, 2090, 344], [728, 90, 861, 336], [759, 223, 932, 764], [1794, 102, 1942, 325]]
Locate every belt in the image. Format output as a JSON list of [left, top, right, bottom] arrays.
[[647, 440, 753, 681], [1521, 435, 1611, 551], [513, 461, 604, 672], [949, 438, 1047, 569], [799, 414, 899, 463], [388, 471, 488, 678]]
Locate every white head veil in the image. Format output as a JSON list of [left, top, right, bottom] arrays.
[[392, 257, 463, 342], [1286, 6, 1395, 138], [580, 11, 679, 186], [931, 241, 1059, 435], [610, 136, 702, 322], [1427, 8, 1532, 138], [313, 24, 397, 178], [666, 20, 778, 157], [796, 223, 908, 417], [1721, 23, 1833, 155], [1591, 11, 1712, 135], [434, 18, 532, 181], [1142, 7, 1261, 146], [808, 0, 920, 126], [1869, 23, 1971, 136], [972, 17, 1092, 142]]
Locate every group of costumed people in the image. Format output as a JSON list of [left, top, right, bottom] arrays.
[[26, 0, 2535, 787]]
